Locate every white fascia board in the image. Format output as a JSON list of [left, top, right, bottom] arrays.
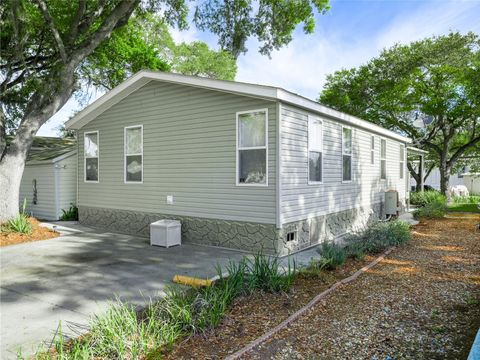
[[26, 150, 77, 165], [406, 146, 429, 155], [65, 70, 411, 144], [277, 89, 411, 143]]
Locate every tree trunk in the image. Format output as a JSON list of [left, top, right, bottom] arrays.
[[0, 151, 27, 223], [439, 163, 451, 197]]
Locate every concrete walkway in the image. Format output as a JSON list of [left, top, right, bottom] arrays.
[[0, 223, 246, 359]]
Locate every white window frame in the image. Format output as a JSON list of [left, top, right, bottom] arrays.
[[236, 108, 269, 187], [380, 138, 387, 181], [124, 125, 144, 184], [84, 130, 99, 183], [308, 116, 323, 185], [399, 144, 405, 179], [341, 126, 353, 183], [371, 135, 375, 165]]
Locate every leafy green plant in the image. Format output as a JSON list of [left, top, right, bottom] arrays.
[[314, 241, 347, 270], [245, 253, 296, 292], [413, 201, 447, 219], [345, 220, 411, 253], [410, 190, 446, 207], [31, 253, 297, 359], [1, 199, 32, 234], [452, 195, 480, 204], [60, 203, 78, 221]]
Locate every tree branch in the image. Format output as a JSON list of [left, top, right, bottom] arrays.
[[448, 135, 480, 167], [34, 0, 67, 62], [67, 0, 86, 44], [69, 0, 139, 67]]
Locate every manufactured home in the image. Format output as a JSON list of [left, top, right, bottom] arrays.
[[65, 71, 411, 255], [19, 137, 77, 220]]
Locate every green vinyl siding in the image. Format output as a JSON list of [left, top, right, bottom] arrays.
[[78, 81, 277, 224]]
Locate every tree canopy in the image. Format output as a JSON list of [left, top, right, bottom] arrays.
[[319, 32, 480, 193], [0, 0, 330, 221]]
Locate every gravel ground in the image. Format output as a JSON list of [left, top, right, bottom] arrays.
[[247, 218, 480, 360]]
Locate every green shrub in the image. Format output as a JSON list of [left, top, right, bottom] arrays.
[[314, 241, 347, 270], [452, 195, 480, 204], [410, 190, 446, 207], [345, 220, 411, 253], [60, 203, 78, 221], [413, 201, 447, 219]]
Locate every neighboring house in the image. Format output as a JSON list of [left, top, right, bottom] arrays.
[[65, 71, 411, 255], [19, 137, 77, 220], [409, 163, 480, 194]]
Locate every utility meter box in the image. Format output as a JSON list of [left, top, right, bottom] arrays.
[[385, 190, 399, 216], [150, 220, 181, 248]]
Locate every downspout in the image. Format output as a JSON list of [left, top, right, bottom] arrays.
[[275, 101, 282, 230]]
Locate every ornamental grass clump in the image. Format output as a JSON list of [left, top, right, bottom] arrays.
[[314, 241, 347, 270], [32, 253, 296, 359], [345, 220, 411, 253], [1, 199, 32, 234]]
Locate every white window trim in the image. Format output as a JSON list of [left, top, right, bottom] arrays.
[[236, 108, 269, 187], [308, 115, 323, 185], [380, 137, 387, 181], [341, 125, 353, 183], [84, 130, 99, 183], [371, 135, 375, 165], [399, 144, 405, 179], [124, 125, 144, 184]]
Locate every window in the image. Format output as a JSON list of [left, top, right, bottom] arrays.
[[308, 117, 323, 183], [84, 131, 99, 182], [124, 125, 143, 183], [236, 109, 268, 185], [380, 138, 387, 180], [371, 135, 375, 165], [342, 127, 352, 182], [399, 144, 405, 179]]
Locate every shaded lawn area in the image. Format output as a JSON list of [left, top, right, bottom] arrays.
[[447, 202, 480, 213], [166, 218, 480, 359]]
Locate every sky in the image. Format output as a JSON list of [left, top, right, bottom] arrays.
[[37, 0, 480, 136]]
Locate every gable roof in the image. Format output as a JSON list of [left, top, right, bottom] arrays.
[[65, 70, 411, 143], [23, 136, 76, 164]]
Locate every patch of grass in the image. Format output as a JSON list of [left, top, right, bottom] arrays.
[[447, 203, 480, 213], [452, 195, 480, 204], [410, 190, 446, 207], [31, 253, 296, 359], [413, 201, 447, 219]]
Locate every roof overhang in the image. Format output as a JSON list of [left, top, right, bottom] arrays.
[[26, 150, 76, 165], [406, 146, 428, 155], [65, 70, 411, 143]]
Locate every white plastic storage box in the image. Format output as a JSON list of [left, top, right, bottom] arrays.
[[150, 220, 181, 248]]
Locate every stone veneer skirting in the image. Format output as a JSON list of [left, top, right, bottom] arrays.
[[79, 203, 384, 256]]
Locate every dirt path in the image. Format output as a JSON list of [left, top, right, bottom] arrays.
[[246, 218, 480, 359]]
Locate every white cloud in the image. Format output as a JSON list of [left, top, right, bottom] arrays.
[[236, 0, 480, 100]]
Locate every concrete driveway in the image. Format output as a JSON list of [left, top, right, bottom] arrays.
[[0, 222, 246, 359]]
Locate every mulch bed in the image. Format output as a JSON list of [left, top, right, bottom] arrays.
[[247, 218, 480, 359], [163, 218, 480, 359], [163, 257, 373, 359], [0, 217, 59, 247]]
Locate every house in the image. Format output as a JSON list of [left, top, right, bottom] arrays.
[[65, 71, 411, 255], [19, 137, 77, 220]]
